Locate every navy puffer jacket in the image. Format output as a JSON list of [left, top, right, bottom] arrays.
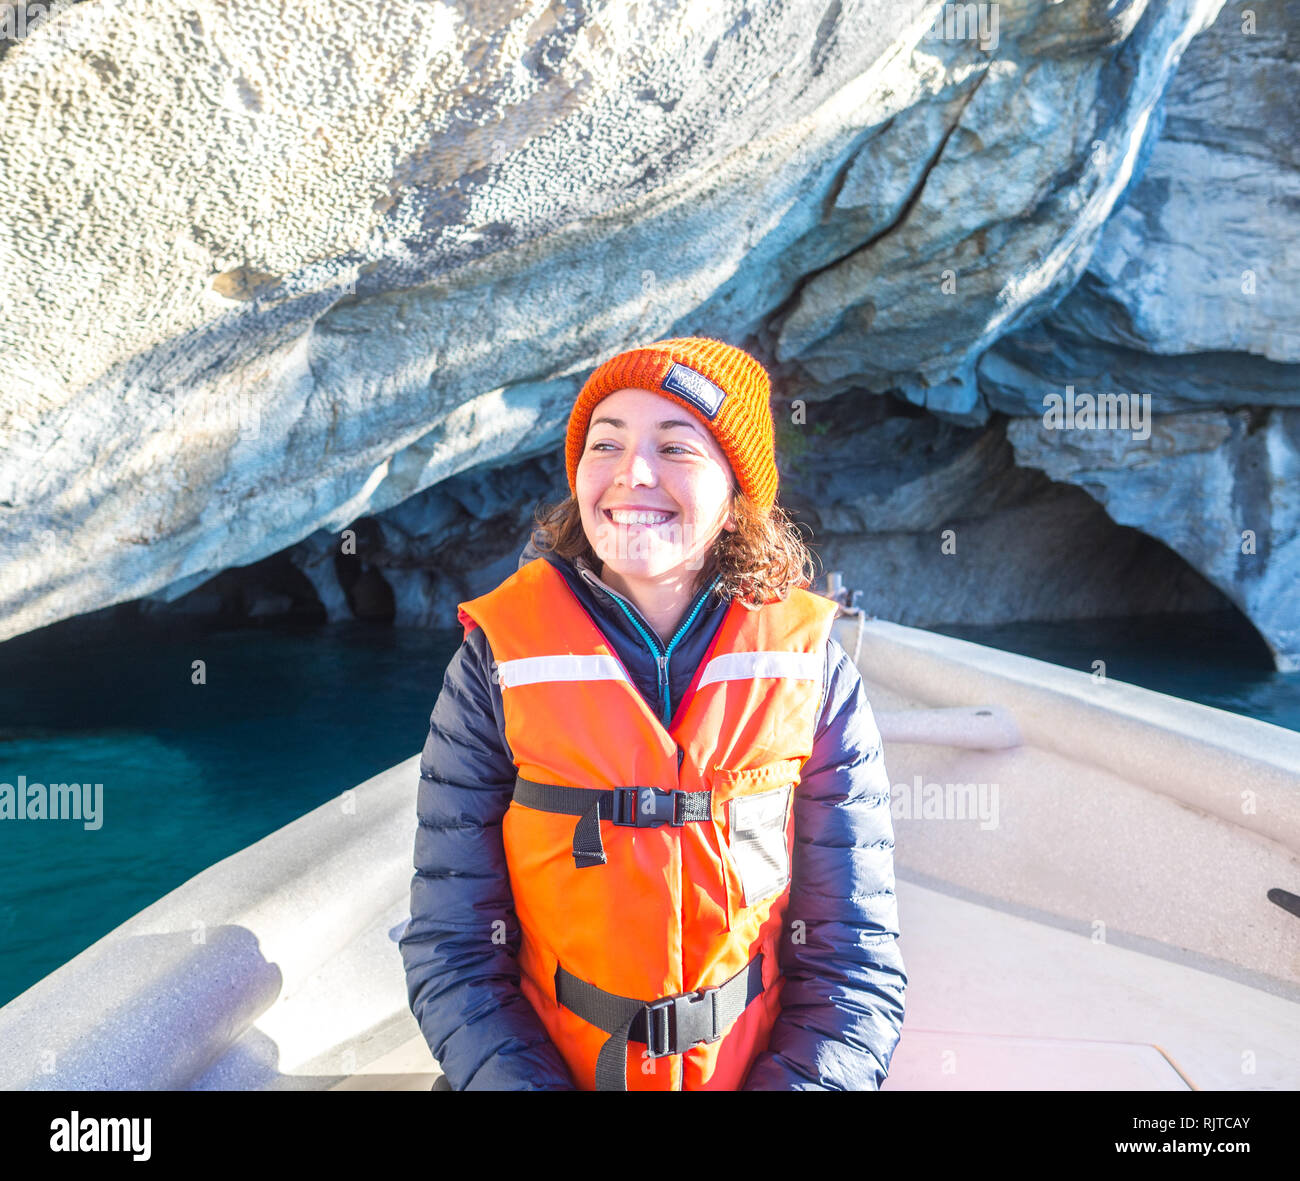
[[399, 538, 906, 1089]]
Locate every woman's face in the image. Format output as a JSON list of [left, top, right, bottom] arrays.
[[576, 387, 736, 590]]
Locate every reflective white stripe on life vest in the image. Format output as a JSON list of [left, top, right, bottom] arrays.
[[697, 650, 823, 689], [496, 654, 630, 689]]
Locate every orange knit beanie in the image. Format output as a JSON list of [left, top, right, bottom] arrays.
[[565, 337, 779, 512]]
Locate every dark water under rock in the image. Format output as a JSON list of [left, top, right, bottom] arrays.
[[0, 607, 1294, 1009]]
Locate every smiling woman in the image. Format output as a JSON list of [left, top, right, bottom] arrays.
[[399, 336, 907, 1091]]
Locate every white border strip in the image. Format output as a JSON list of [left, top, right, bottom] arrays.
[[495, 654, 629, 688], [697, 651, 823, 689]]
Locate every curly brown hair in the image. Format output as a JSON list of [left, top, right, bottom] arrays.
[[530, 489, 819, 608]]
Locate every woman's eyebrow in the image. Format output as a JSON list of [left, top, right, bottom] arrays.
[[591, 415, 704, 435]]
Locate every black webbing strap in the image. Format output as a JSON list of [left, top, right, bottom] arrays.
[[556, 953, 766, 1091], [513, 776, 713, 868]]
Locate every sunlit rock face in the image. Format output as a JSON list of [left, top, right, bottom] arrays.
[[983, 0, 1300, 666], [985, 0, 1300, 403], [8, 0, 1295, 668]]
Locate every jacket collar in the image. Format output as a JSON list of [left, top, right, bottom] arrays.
[[515, 535, 728, 648]]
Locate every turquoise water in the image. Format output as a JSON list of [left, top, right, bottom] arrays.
[[932, 612, 1300, 734], [0, 613, 460, 1009], [0, 606, 1295, 1010]]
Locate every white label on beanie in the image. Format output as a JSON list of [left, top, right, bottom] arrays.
[[663, 362, 725, 420]]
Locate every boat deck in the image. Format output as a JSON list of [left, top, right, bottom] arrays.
[[329, 873, 1300, 1090]]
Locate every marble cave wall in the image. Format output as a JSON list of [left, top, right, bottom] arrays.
[[1, 0, 1295, 665]]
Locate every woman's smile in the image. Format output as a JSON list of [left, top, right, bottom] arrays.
[[603, 507, 677, 526]]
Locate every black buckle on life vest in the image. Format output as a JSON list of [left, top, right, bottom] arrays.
[[611, 786, 686, 828], [512, 777, 712, 871], [554, 954, 765, 1089], [641, 987, 721, 1059]]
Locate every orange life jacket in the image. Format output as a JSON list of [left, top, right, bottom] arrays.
[[457, 557, 839, 1090]]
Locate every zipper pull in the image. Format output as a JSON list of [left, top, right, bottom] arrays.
[[657, 653, 670, 722]]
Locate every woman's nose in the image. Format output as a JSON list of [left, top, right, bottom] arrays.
[[614, 447, 656, 485]]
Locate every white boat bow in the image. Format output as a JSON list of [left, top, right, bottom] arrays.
[[1, 616, 1297, 1090]]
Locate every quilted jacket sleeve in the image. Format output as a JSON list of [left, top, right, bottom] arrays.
[[741, 634, 907, 1090], [398, 624, 576, 1090]]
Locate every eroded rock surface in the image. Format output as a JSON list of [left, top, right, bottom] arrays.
[[984, 0, 1300, 663], [5, 0, 1295, 666]]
